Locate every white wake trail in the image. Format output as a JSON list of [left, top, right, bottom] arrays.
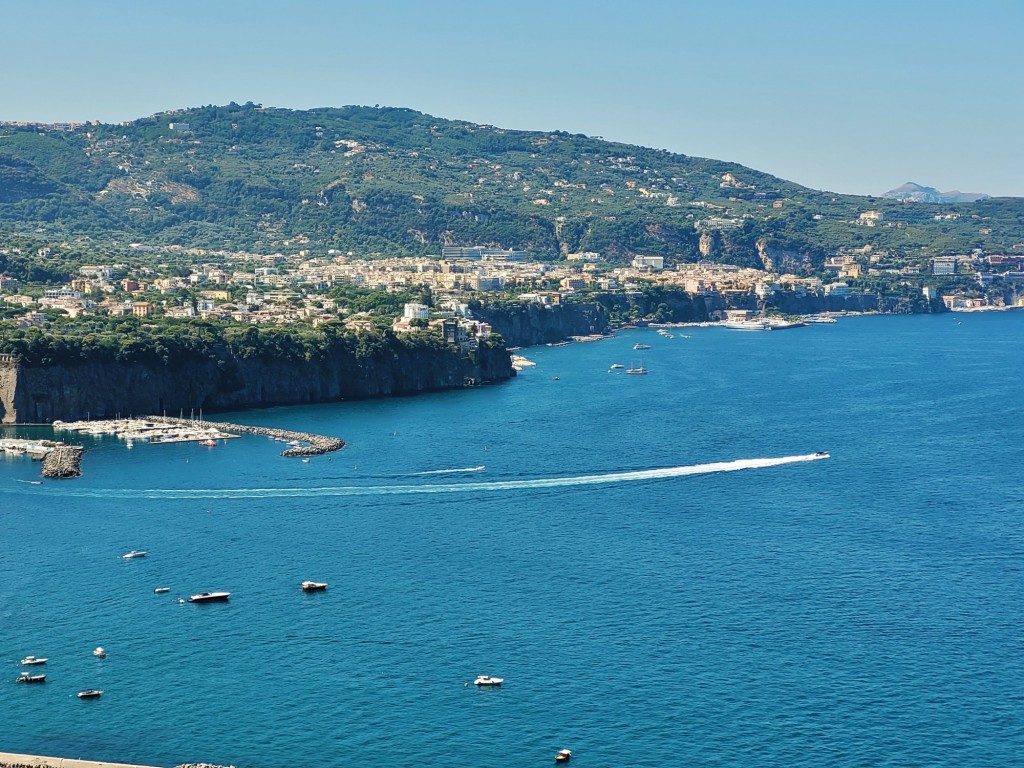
[[49, 453, 827, 500]]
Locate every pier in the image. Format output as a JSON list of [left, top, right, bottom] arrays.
[[148, 417, 346, 457]]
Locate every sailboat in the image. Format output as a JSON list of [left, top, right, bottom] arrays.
[[625, 358, 647, 375]]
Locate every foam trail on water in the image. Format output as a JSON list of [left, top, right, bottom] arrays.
[[411, 466, 486, 475], [43, 454, 827, 500]]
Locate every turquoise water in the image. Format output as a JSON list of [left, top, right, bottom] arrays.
[[2, 313, 1022, 767]]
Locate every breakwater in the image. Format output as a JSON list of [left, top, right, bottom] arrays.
[[0, 755, 233, 768], [148, 417, 345, 457], [41, 444, 84, 478]]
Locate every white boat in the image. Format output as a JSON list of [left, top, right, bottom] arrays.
[[301, 581, 328, 592], [609, 363, 625, 370], [121, 550, 147, 559], [188, 591, 230, 603], [722, 320, 771, 331], [626, 366, 647, 374], [77, 689, 103, 699], [20, 656, 47, 666], [473, 675, 504, 686], [16, 671, 46, 683], [633, 343, 651, 350], [93, 647, 106, 658], [555, 749, 572, 763], [153, 587, 171, 594]]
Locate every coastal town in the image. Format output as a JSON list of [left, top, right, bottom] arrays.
[[2, 242, 1023, 339]]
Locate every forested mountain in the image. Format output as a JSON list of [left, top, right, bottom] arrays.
[[1, 102, 1022, 269]]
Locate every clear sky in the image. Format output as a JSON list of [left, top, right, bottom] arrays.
[[3, 0, 1022, 197]]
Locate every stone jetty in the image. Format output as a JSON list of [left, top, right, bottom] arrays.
[[41, 445, 85, 478], [149, 417, 345, 457]]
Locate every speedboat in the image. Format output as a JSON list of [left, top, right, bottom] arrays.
[[473, 675, 504, 686], [93, 647, 106, 658], [301, 581, 328, 592], [17, 671, 46, 683], [555, 749, 572, 763], [77, 689, 103, 699], [153, 587, 171, 594], [633, 343, 651, 350], [121, 550, 147, 559], [20, 656, 47, 665], [188, 591, 230, 603], [197, 439, 217, 447], [609, 363, 625, 370], [814, 451, 830, 458]]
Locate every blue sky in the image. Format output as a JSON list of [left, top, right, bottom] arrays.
[[3, 0, 1022, 197]]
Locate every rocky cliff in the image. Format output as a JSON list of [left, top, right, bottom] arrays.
[[477, 302, 608, 347], [3, 341, 512, 424]]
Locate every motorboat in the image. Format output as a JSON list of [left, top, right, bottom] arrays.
[[17, 671, 46, 683], [633, 343, 651, 350], [197, 439, 217, 447], [609, 363, 625, 370], [301, 581, 328, 592], [20, 656, 47, 665], [188, 591, 230, 603], [77, 689, 103, 699], [121, 550, 147, 559], [555, 749, 572, 763], [814, 451, 830, 458], [93, 647, 106, 658], [473, 675, 504, 686], [153, 587, 171, 594]]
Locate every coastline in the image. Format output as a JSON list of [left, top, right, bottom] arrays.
[[0, 753, 163, 768]]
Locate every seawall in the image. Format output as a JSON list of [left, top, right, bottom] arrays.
[[0, 752, 163, 768]]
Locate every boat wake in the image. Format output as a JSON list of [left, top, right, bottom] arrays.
[[411, 466, 486, 475], [40, 454, 827, 500]]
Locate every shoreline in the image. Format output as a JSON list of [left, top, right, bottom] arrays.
[[0, 752, 164, 768]]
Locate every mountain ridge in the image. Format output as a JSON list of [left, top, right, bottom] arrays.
[[1, 103, 1021, 268]]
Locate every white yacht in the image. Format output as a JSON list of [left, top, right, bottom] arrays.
[[20, 656, 47, 666], [188, 591, 231, 603], [121, 550, 147, 559], [301, 581, 328, 592], [473, 675, 504, 686], [93, 647, 106, 658]]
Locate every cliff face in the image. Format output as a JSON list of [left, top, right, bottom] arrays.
[[6, 342, 513, 424], [478, 302, 607, 347]]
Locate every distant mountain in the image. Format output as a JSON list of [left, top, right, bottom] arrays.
[[883, 182, 990, 204], [0, 104, 1020, 268]]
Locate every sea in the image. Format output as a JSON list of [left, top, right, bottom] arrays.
[[1, 312, 1022, 768]]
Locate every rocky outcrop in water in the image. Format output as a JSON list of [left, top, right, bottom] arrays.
[[41, 445, 84, 478]]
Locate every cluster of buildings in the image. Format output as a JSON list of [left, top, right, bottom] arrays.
[[4, 239, 1024, 331]]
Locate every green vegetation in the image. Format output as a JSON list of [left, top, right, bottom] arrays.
[[2, 103, 1021, 269]]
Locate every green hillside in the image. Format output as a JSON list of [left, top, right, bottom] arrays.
[[1, 102, 1022, 268]]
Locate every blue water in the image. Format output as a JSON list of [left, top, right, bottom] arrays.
[[2, 313, 1022, 767]]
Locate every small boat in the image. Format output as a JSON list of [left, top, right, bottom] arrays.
[[153, 587, 171, 594], [723, 320, 771, 331], [625, 366, 647, 374], [77, 689, 103, 699], [20, 656, 47, 666], [198, 439, 217, 447], [121, 550, 147, 559], [93, 647, 106, 658], [633, 343, 651, 350], [814, 451, 830, 458], [301, 581, 328, 592], [555, 749, 572, 763], [17, 672, 46, 683], [473, 675, 504, 686], [188, 591, 231, 603], [301, 458, 310, 463], [609, 363, 625, 370]]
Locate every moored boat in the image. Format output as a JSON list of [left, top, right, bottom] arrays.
[[77, 689, 103, 699], [473, 675, 504, 686], [93, 647, 106, 658], [17, 671, 46, 683], [20, 656, 47, 665], [555, 749, 572, 763], [188, 591, 230, 603]]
